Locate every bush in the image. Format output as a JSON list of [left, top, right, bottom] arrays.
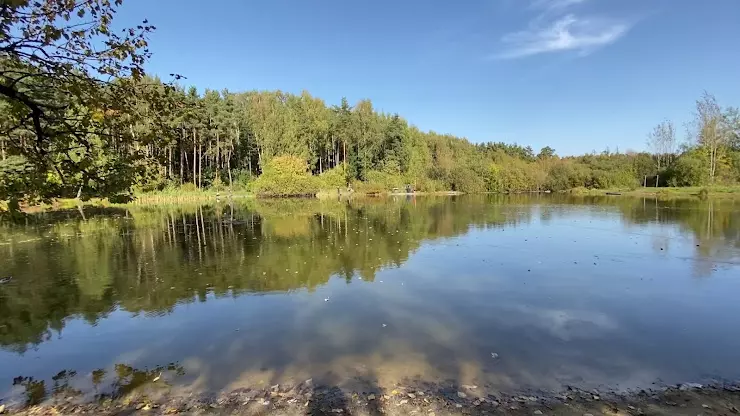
[[413, 177, 446, 192], [450, 167, 486, 193], [108, 193, 133, 203], [353, 170, 406, 193], [209, 176, 225, 192], [666, 150, 708, 186], [546, 163, 575, 192], [251, 156, 319, 197], [591, 168, 639, 189], [317, 165, 347, 189], [231, 169, 254, 192], [568, 186, 590, 195], [0, 156, 46, 202], [179, 182, 198, 192]]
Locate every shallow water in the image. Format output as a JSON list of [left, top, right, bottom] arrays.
[[1, 195, 739, 404]]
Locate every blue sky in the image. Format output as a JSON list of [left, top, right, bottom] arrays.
[[117, 0, 740, 155]]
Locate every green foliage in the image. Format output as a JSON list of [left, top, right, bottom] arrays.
[[251, 156, 318, 197], [537, 146, 556, 159], [352, 170, 406, 194], [316, 165, 348, 189], [546, 162, 586, 192], [0, 0, 163, 201], [180, 182, 199, 193], [498, 161, 536, 192], [667, 150, 709, 187], [413, 177, 446, 192], [450, 166, 487, 193], [591, 168, 639, 189], [231, 169, 255, 192], [2, 1, 739, 205], [0, 156, 52, 206]]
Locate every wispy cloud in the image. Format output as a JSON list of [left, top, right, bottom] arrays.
[[498, 14, 630, 59], [496, 0, 633, 59]]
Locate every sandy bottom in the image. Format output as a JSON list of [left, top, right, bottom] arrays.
[[4, 380, 739, 415]]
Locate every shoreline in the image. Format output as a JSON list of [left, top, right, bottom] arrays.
[[569, 186, 740, 199], [3, 186, 739, 215], [3, 380, 739, 415]]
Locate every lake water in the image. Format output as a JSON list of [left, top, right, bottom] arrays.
[[1, 195, 740, 404]]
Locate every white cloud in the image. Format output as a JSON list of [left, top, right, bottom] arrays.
[[496, 13, 631, 59]]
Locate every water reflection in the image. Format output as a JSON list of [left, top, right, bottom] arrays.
[[9, 364, 185, 406], [1, 195, 739, 404]]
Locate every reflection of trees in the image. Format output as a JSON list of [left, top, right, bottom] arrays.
[[104, 363, 184, 399], [611, 197, 740, 276], [10, 364, 184, 406], [12, 376, 46, 406], [0, 195, 738, 351], [0, 197, 528, 351]]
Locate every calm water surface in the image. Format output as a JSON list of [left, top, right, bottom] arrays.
[[1, 195, 739, 403]]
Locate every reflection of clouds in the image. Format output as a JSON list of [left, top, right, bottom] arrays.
[[507, 305, 618, 341]]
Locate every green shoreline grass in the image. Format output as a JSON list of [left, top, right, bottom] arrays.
[[570, 185, 740, 199], [3, 186, 740, 213]]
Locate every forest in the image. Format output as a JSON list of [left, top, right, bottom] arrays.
[[1, 1, 740, 206]]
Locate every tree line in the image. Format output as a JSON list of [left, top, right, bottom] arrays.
[[1, 1, 739, 203]]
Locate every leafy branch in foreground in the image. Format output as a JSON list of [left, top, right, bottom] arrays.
[[0, 0, 173, 203]]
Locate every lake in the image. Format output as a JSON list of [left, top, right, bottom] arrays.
[[1, 195, 739, 405]]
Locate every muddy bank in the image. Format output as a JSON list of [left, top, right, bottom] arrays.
[[3, 380, 739, 416]]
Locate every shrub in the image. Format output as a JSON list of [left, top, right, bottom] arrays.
[[209, 176, 225, 192], [666, 150, 708, 187], [251, 156, 319, 197], [591, 168, 639, 189], [450, 167, 486, 193], [231, 169, 254, 192], [108, 193, 133, 203], [179, 182, 198, 192], [317, 165, 347, 190], [350, 170, 406, 194], [413, 177, 446, 192]]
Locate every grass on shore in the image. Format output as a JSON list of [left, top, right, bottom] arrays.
[[570, 185, 740, 198], [130, 189, 253, 205], [3, 185, 740, 214]]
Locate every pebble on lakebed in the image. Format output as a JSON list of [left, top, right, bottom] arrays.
[[2, 381, 739, 416]]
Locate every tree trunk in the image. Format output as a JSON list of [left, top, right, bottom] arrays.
[[248, 144, 252, 174], [193, 130, 197, 187], [227, 150, 233, 189], [180, 138, 184, 184], [216, 130, 220, 182], [199, 142, 203, 188]]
